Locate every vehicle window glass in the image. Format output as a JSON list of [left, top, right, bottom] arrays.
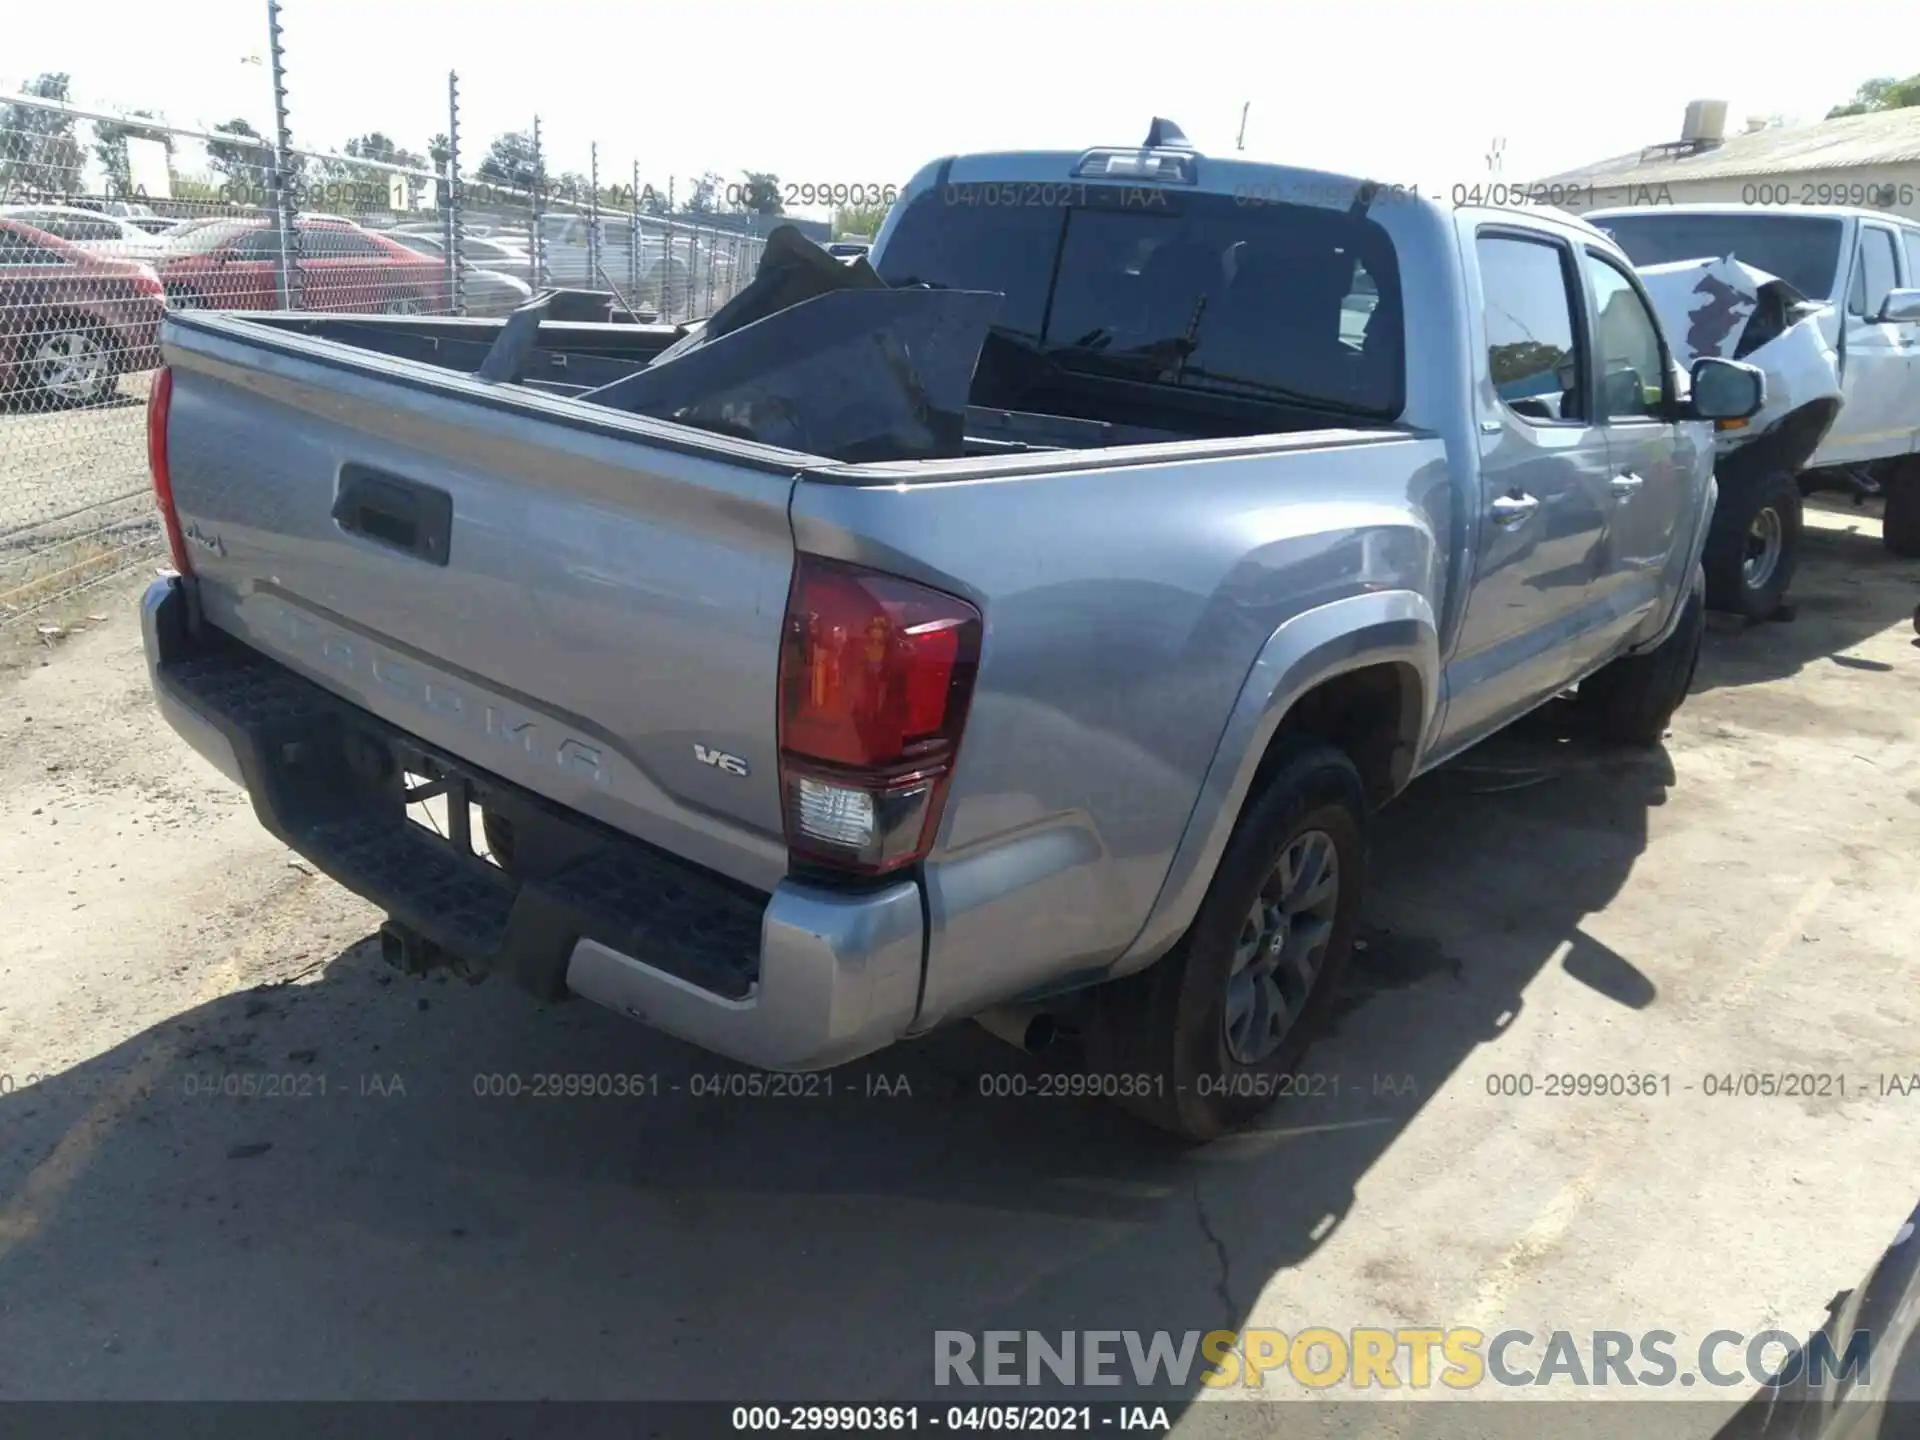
[[301, 226, 375, 258], [1477, 234, 1584, 423], [1905, 230, 1920, 289], [1594, 213, 1844, 301], [1584, 252, 1666, 420], [0, 229, 66, 264], [873, 194, 1062, 340], [1045, 200, 1402, 415], [235, 228, 282, 259], [875, 187, 1404, 417], [30, 216, 121, 243], [1852, 227, 1900, 317]]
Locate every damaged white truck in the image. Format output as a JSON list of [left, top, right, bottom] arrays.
[[1592, 205, 1920, 617]]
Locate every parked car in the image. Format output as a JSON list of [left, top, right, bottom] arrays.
[[0, 203, 173, 264], [0, 217, 165, 405], [65, 197, 178, 234], [138, 124, 1762, 1140], [155, 216, 447, 314], [1592, 205, 1920, 611], [381, 230, 534, 316], [534, 211, 740, 316]]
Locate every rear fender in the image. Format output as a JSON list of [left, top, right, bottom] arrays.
[[1109, 589, 1439, 977]]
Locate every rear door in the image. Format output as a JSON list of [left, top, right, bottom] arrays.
[[1443, 225, 1616, 750], [1578, 245, 1695, 633], [1823, 221, 1915, 463]]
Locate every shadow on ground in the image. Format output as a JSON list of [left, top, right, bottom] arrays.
[[0, 691, 1696, 1440], [1691, 496, 1920, 695]]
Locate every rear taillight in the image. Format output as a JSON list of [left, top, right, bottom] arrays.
[[147, 366, 192, 576], [776, 555, 982, 876]]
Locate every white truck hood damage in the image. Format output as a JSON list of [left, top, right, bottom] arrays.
[[1635, 255, 1842, 455]]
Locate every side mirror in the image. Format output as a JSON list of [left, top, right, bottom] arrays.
[[1687, 356, 1765, 422], [1874, 287, 1920, 325]]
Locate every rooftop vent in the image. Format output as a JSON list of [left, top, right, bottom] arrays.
[[1681, 99, 1729, 147]]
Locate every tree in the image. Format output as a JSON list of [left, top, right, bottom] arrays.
[[550, 170, 592, 205], [343, 131, 429, 207], [833, 201, 890, 238], [91, 109, 174, 198], [344, 131, 423, 168], [475, 129, 540, 192], [0, 73, 85, 198], [205, 116, 276, 193], [427, 132, 451, 172], [639, 183, 669, 217], [734, 170, 783, 216], [1827, 73, 1920, 118], [686, 170, 723, 214]]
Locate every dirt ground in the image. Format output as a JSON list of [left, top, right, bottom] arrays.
[[0, 499, 1916, 1434]]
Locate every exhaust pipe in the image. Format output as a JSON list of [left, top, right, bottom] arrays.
[[974, 1004, 1059, 1055]]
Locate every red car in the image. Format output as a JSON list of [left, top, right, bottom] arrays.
[[0, 216, 167, 407], [158, 217, 447, 315]]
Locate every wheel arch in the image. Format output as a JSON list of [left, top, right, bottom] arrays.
[[1108, 589, 1439, 979]]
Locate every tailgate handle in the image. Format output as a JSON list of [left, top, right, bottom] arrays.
[[332, 466, 452, 567]]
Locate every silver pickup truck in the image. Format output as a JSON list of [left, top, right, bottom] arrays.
[[140, 123, 1763, 1139]]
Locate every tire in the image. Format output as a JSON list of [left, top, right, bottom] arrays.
[[1576, 575, 1705, 747], [28, 323, 117, 407], [1083, 737, 1367, 1142], [1884, 473, 1920, 559], [1702, 470, 1801, 619]]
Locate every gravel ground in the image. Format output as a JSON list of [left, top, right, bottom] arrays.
[[0, 499, 1915, 1437]]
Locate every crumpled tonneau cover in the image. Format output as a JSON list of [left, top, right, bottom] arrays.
[[580, 224, 1002, 463]]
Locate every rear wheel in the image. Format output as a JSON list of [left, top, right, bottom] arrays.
[[1703, 470, 1801, 619], [1884, 468, 1920, 559], [28, 325, 116, 407], [1576, 576, 1705, 747], [1084, 737, 1366, 1142]]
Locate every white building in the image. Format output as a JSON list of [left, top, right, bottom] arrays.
[[1537, 101, 1920, 225]]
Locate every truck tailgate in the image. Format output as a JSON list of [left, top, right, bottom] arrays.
[[161, 314, 799, 892]]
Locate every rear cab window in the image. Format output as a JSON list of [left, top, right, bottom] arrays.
[[873, 176, 1405, 426]]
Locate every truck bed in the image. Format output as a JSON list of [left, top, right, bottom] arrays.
[[243, 305, 1383, 458]]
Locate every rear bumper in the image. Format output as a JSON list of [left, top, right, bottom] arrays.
[[140, 577, 924, 1070]]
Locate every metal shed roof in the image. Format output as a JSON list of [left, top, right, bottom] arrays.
[[1538, 107, 1920, 187]]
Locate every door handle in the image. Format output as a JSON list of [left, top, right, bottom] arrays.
[[331, 465, 453, 566], [1611, 472, 1645, 500], [1490, 491, 1540, 526]]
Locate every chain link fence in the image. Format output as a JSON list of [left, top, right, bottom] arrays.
[[2, 80, 775, 626]]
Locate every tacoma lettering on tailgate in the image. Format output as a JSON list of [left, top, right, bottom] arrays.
[[256, 599, 609, 787]]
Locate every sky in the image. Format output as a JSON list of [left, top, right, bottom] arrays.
[[7, 0, 1920, 216]]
